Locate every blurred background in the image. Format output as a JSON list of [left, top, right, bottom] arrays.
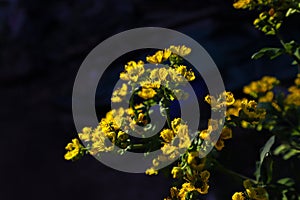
[[1, 0, 299, 199]]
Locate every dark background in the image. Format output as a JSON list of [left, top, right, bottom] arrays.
[[1, 0, 299, 199]]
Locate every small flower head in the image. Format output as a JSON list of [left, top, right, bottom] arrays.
[[233, 0, 251, 9], [160, 129, 176, 143], [120, 60, 145, 82], [64, 138, 83, 160], [145, 168, 158, 175], [232, 192, 246, 200], [168, 45, 191, 57], [138, 87, 157, 99]]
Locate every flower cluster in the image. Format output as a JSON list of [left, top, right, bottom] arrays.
[[232, 179, 268, 200], [64, 138, 85, 160], [64, 39, 300, 199], [233, 0, 300, 35]]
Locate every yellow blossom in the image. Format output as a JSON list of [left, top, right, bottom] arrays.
[[161, 144, 178, 155], [215, 127, 232, 151], [171, 118, 182, 133], [187, 151, 206, 170], [199, 128, 212, 140], [150, 68, 169, 82], [174, 65, 195, 81], [140, 80, 161, 89], [233, 0, 251, 9], [171, 166, 183, 179], [232, 192, 246, 200], [208, 119, 219, 131], [243, 180, 269, 200], [241, 99, 266, 120], [285, 78, 300, 106], [178, 171, 210, 198], [243, 76, 279, 97], [285, 92, 300, 106], [226, 98, 246, 118], [120, 60, 144, 82], [145, 168, 158, 175], [177, 124, 191, 149], [152, 159, 159, 167], [138, 87, 157, 99], [78, 127, 92, 142], [160, 129, 176, 143], [295, 74, 300, 86], [258, 91, 274, 102], [146, 49, 171, 64], [168, 45, 191, 56], [117, 130, 128, 141], [225, 92, 235, 105], [64, 138, 82, 160], [111, 83, 128, 103]]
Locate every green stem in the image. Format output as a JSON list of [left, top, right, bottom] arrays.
[[276, 33, 300, 67], [213, 160, 256, 182], [165, 107, 172, 129]]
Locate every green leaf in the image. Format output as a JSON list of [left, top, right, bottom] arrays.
[[252, 48, 284, 60], [283, 149, 300, 160], [277, 178, 295, 187], [260, 136, 275, 164], [255, 136, 275, 182], [282, 189, 289, 200], [286, 8, 300, 17], [294, 47, 300, 60], [260, 152, 273, 184], [273, 144, 289, 155]]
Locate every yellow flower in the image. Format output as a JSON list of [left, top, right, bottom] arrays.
[[111, 83, 128, 103], [187, 151, 206, 170], [205, 91, 234, 109], [285, 92, 300, 106], [145, 168, 158, 175], [160, 129, 176, 143], [64, 138, 82, 160], [232, 192, 246, 200], [138, 87, 157, 99], [171, 166, 183, 179], [241, 99, 266, 120], [178, 170, 210, 198], [78, 127, 92, 142], [215, 127, 232, 151], [168, 45, 191, 56], [171, 118, 182, 132], [173, 89, 189, 100], [140, 80, 161, 89], [131, 112, 148, 126], [173, 65, 195, 81], [226, 98, 246, 119], [120, 60, 144, 82], [117, 130, 128, 141], [243, 179, 269, 200], [89, 128, 114, 155], [208, 119, 219, 131], [199, 170, 210, 193], [199, 128, 212, 140], [225, 92, 235, 105], [233, 0, 251, 9], [169, 187, 179, 199], [177, 124, 191, 149], [295, 74, 300, 86], [285, 78, 300, 106], [258, 91, 274, 102], [243, 76, 279, 97], [146, 49, 171, 64], [161, 144, 178, 155], [150, 68, 169, 82]]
